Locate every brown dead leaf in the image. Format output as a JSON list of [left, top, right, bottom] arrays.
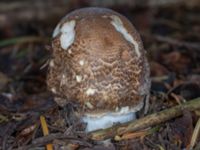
[[150, 61, 170, 77], [161, 51, 191, 73], [0, 72, 11, 91], [170, 110, 193, 148]]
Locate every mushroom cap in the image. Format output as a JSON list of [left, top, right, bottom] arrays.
[[47, 7, 150, 115]]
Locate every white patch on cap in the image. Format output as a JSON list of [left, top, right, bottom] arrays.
[[82, 101, 144, 132], [51, 87, 56, 93], [49, 60, 55, 67], [85, 102, 94, 109], [52, 23, 61, 38], [79, 60, 84, 66], [110, 15, 140, 57], [76, 75, 82, 82], [60, 20, 76, 50], [86, 88, 96, 96], [68, 49, 72, 54], [60, 74, 67, 86], [62, 74, 66, 78]]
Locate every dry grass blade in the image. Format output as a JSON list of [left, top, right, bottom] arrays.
[[188, 117, 200, 150], [0, 36, 49, 47]]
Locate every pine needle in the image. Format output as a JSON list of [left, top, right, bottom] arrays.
[[40, 115, 53, 150]]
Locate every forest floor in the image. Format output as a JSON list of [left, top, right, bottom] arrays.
[[0, 3, 200, 150]]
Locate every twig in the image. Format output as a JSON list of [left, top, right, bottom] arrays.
[[89, 97, 200, 141], [153, 35, 200, 50], [14, 133, 92, 150]]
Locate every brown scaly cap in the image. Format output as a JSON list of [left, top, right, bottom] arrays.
[[47, 7, 150, 114]]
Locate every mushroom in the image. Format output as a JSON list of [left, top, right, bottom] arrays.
[[47, 7, 151, 132]]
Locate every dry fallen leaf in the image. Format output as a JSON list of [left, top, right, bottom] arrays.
[[0, 72, 11, 91], [170, 110, 193, 148], [161, 51, 191, 74]]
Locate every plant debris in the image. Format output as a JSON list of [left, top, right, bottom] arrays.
[[0, 1, 200, 150]]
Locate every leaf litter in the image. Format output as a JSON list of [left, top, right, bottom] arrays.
[[0, 3, 200, 150]]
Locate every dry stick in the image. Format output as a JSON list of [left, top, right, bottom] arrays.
[[153, 35, 200, 50], [89, 97, 200, 141]]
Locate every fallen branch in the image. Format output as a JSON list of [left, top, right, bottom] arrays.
[[89, 97, 200, 141]]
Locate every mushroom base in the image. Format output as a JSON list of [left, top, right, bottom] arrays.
[[82, 108, 137, 132]]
